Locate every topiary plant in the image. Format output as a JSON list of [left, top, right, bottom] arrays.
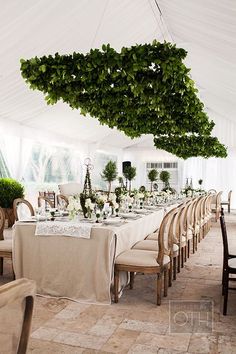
[[0, 178, 24, 208], [159, 170, 170, 189], [123, 166, 136, 193], [101, 160, 118, 198], [147, 169, 158, 192]]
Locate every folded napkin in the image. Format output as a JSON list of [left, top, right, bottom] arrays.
[[35, 221, 92, 239]]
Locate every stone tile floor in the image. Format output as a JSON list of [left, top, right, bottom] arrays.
[[1, 213, 236, 353]]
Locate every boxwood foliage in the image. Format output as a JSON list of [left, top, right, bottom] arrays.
[[0, 178, 24, 208], [20, 40, 227, 159]]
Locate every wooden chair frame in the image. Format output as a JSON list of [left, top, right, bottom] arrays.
[[221, 190, 232, 213], [0, 278, 36, 353], [13, 199, 35, 222], [114, 208, 174, 305], [57, 194, 69, 209], [38, 196, 54, 210], [220, 208, 236, 315]]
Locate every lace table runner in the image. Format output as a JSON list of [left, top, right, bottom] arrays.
[[35, 221, 93, 239]]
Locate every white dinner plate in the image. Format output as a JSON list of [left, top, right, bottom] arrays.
[[133, 209, 150, 214], [144, 205, 158, 210], [119, 213, 139, 219], [19, 217, 37, 223], [103, 218, 122, 225]]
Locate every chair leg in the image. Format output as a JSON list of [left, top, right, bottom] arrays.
[[164, 267, 168, 297], [177, 254, 181, 273], [173, 257, 177, 280], [228, 205, 230, 213], [169, 260, 172, 287], [130, 272, 134, 289], [114, 269, 119, 303], [157, 273, 162, 305], [195, 235, 198, 251], [223, 272, 229, 315], [192, 236, 195, 254], [181, 248, 184, 268], [184, 245, 187, 262], [187, 240, 190, 258], [0, 258, 3, 275]]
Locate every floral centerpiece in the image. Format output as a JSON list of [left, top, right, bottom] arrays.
[[85, 198, 95, 219], [67, 196, 81, 219]]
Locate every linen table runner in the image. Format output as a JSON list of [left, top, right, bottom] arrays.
[[35, 221, 92, 239]]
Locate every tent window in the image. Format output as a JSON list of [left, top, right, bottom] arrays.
[[0, 150, 10, 178]]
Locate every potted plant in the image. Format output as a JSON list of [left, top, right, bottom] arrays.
[[147, 169, 158, 192], [123, 166, 136, 193], [0, 178, 24, 227], [101, 161, 118, 199], [159, 170, 171, 189]]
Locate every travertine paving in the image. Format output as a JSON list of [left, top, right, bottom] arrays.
[[1, 213, 236, 353]]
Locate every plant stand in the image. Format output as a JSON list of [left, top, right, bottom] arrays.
[[3, 208, 15, 228]]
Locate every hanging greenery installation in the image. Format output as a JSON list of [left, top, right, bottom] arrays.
[[20, 40, 227, 159]]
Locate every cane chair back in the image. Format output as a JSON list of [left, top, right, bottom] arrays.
[[13, 199, 35, 222]]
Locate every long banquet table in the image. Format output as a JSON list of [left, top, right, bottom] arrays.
[[13, 206, 174, 304]]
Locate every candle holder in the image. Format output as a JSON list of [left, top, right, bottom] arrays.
[[95, 212, 100, 223]]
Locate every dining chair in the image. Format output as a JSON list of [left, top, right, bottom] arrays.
[[0, 207, 14, 277], [211, 191, 223, 221], [220, 208, 236, 315], [57, 194, 69, 209], [221, 190, 232, 213], [38, 191, 56, 209], [114, 208, 172, 305], [38, 195, 54, 210], [57, 183, 83, 211], [132, 207, 179, 286], [208, 189, 217, 194], [180, 199, 194, 259], [0, 278, 36, 353], [13, 198, 35, 222], [201, 194, 213, 238]]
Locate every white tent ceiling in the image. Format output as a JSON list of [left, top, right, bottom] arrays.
[[0, 0, 235, 149]]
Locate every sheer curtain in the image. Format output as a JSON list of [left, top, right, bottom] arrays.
[[182, 148, 236, 207], [0, 135, 21, 178]]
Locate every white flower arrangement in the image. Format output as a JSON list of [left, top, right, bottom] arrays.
[[127, 195, 134, 204], [113, 202, 119, 210], [85, 198, 95, 218], [85, 198, 95, 209], [67, 196, 81, 219], [136, 192, 145, 200]]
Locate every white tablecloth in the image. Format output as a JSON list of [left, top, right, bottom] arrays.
[[13, 208, 165, 304]]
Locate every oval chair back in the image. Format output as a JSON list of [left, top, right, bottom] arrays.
[[13, 199, 35, 222]]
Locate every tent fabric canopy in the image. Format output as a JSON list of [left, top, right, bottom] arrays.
[[0, 0, 235, 150]]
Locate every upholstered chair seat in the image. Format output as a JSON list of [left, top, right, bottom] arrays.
[[115, 249, 170, 267], [145, 232, 158, 240], [0, 240, 12, 252]]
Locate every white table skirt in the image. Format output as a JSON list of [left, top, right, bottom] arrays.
[[13, 208, 165, 304]]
